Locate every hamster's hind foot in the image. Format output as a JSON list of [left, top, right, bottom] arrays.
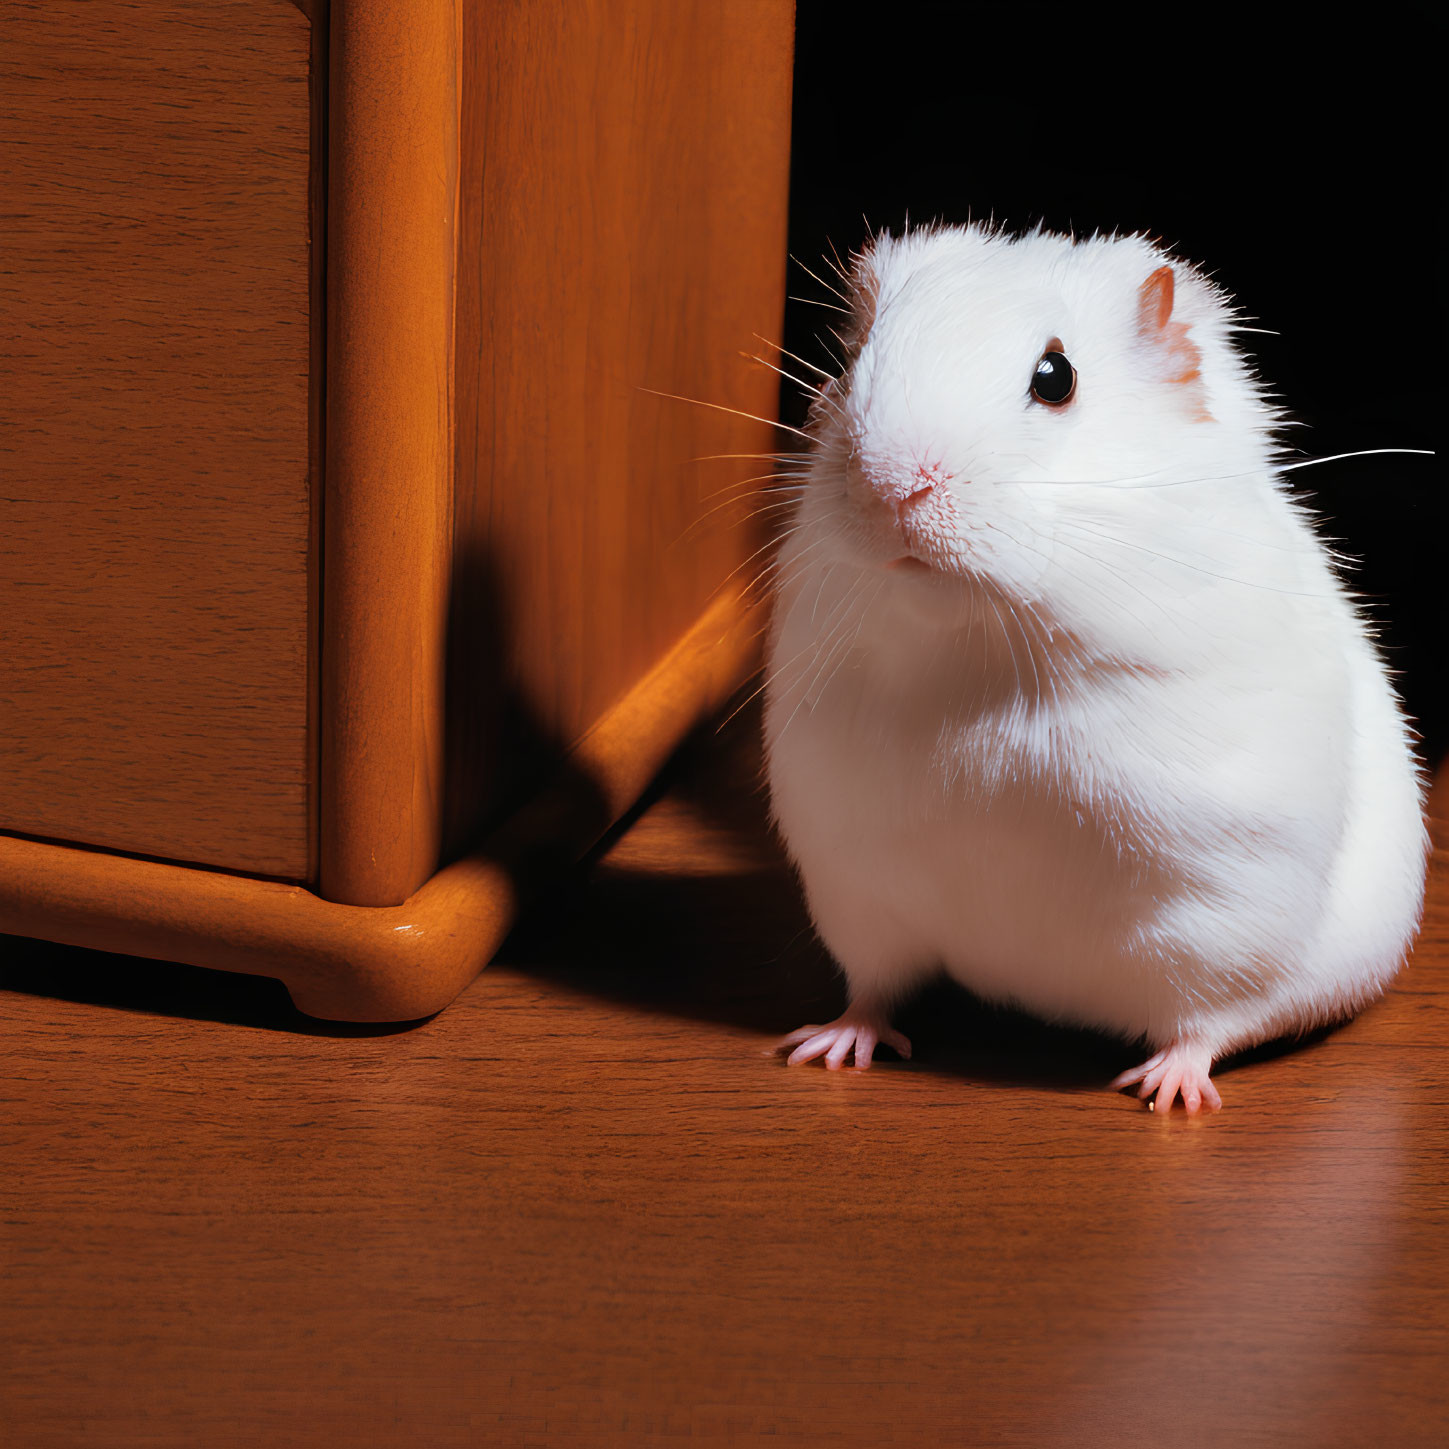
[[1111, 1039, 1222, 1115], [774, 1007, 912, 1072]]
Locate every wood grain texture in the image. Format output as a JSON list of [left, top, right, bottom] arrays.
[[0, 586, 758, 1021], [1, 728, 1445, 1448], [447, 0, 796, 859], [0, 0, 315, 878], [319, 0, 457, 906]]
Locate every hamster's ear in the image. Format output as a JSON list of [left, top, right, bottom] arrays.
[[1136, 264, 1212, 416], [1137, 265, 1177, 337]]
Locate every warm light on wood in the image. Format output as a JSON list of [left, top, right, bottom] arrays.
[[0, 0, 796, 1016], [0, 1, 315, 877]]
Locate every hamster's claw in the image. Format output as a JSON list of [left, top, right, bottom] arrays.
[[775, 1014, 912, 1071], [1111, 1040, 1222, 1115]]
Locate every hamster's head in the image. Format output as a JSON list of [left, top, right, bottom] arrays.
[[797, 224, 1278, 640]]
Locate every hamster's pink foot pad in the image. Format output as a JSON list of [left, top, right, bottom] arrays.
[[775, 1012, 913, 1071], [1111, 1040, 1222, 1115]]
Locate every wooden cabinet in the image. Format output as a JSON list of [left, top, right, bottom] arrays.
[[1, 1, 316, 878], [0, 0, 795, 1018]]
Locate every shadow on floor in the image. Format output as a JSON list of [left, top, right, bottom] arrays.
[[0, 934, 421, 1037], [503, 846, 1333, 1094], [500, 699, 1353, 1092], [0, 700, 1394, 1081]]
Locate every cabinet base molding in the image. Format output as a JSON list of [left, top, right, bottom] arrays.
[[0, 589, 758, 1022]]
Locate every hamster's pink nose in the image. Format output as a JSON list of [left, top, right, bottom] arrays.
[[852, 456, 954, 505], [893, 481, 937, 524], [909, 460, 953, 492]]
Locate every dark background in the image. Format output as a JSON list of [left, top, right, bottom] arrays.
[[783, 2, 1445, 761]]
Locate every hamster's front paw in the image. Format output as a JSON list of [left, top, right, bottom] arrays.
[[1111, 1039, 1222, 1115], [774, 1007, 911, 1072]]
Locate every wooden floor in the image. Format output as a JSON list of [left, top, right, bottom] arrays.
[[3, 716, 1447, 1448]]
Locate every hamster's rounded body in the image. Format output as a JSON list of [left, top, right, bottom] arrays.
[[765, 224, 1427, 1110]]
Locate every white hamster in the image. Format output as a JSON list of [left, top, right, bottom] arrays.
[[765, 223, 1428, 1112]]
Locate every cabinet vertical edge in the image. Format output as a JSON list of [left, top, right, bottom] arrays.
[[320, 0, 459, 907], [305, 0, 328, 886]]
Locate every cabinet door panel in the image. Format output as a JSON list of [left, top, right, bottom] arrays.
[[0, 1, 315, 878], [448, 0, 794, 856]]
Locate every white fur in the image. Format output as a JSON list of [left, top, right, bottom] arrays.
[[764, 223, 1428, 1058]]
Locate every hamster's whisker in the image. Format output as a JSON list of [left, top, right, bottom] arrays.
[[1002, 594, 1044, 708], [1062, 520, 1337, 599], [692, 450, 813, 464], [808, 558, 838, 628], [1098, 446, 1433, 492], [737, 529, 837, 607], [696, 470, 811, 496], [757, 535, 839, 604], [789, 294, 851, 316], [758, 565, 854, 705], [744, 353, 846, 424], [695, 486, 811, 515], [1278, 447, 1434, 472], [685, 496, 798, 534], [1000, 471, 1350, 562], [680, 474, 805, 537], [981, 589, 1025, 702], [752, 333, 836, 383], [790, 253, 850, 305], [1037, 521, 1193, 634], [1161, 515, 1356, 561], [982, 445, 1431, 494], [717, 583, 851, 736], [776, 553, 846, 634], [674, 496, 802, 550], [985, 443, 1425, 495], [778, 577, 882, 744], [715, 659, 784, 734], [824, 236, 855, 291], [974, 521, 1065, 616], [638, 386, 814, 443], [697, 472, 808, 505], [1015, 592, 1073, 714], [819, 247, 851, 290], [724, 526, 802, 593], [745, 351, 836, 408], [716, 675, 774, 734], [747, 602, 846, 715], [811, 578, 887, 711]]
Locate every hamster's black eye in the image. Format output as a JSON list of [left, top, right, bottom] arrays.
[[1030, 349, 1076, 407]]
